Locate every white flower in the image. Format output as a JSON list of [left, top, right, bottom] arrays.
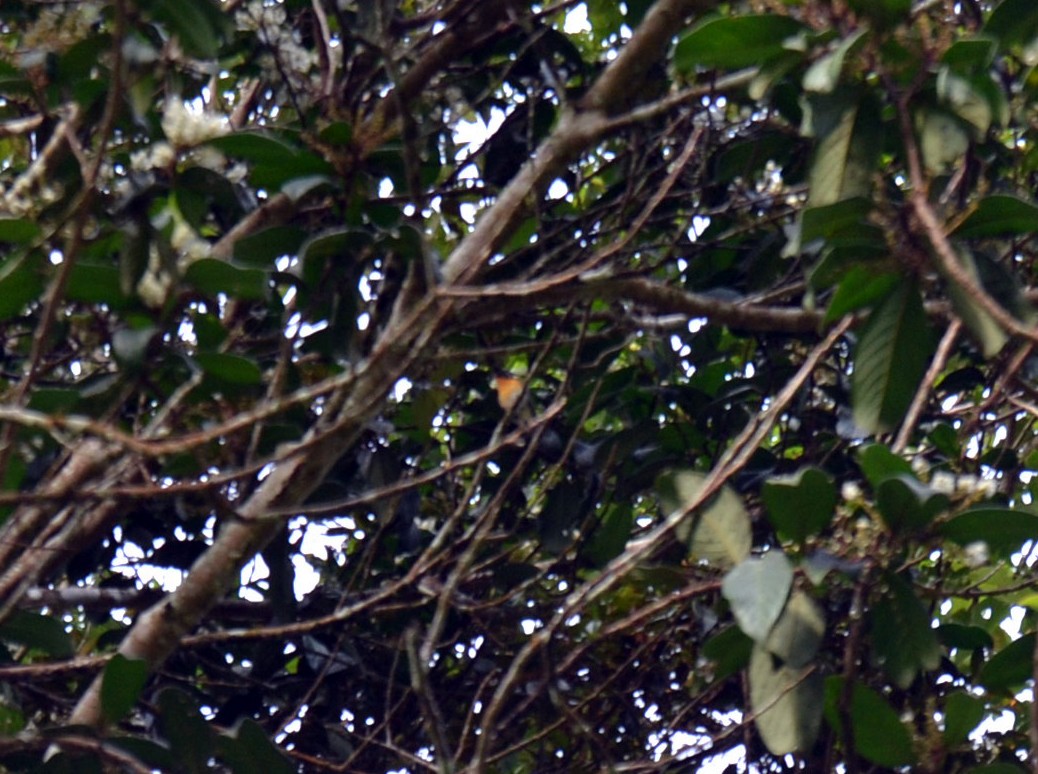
[[931, 471, 957, 495], [963, 541, 989, 568], [841, 481, 862, 501], [161, 100, 228, 148], [130, 141, 176, 172]]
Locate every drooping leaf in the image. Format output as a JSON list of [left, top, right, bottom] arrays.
[[140, 0, 228, 59], [823, 677, 917, 767], [194, 352, 263, 385], [722, 551, 794, 643], [940, 508, 1038, 558], [857, 443, 914, 488], [216, 718, 294, 774], [875, 475, 950, 533], [0, 251, 44, 320], [803, 30, 868, 94], [157, 688, 214, 773], [851, 281, 933, 435], [943, 691, 986, 747], [184, 258, 269, 301], [658, 469, 751, 567], [984, 0, 1038, 49], [869, 572, 942, 688], [823, 268, 899, 324], [703, 625, 754, 681], [918, 108, 971, 173], [803, 91, 882, 207], [749, 645, 825, 756], [101, 654, 149, 724], [763, 590, 826, 668], [953, 195, 1038, 239], [979, 632, 1037, 692], [0, 611, 74, 658], [0, 218, 40, 244], [674, 15, 806, 72], [762, 467, 837, 544]]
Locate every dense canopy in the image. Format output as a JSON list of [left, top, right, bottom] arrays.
[[5, 0, 1038, 771]]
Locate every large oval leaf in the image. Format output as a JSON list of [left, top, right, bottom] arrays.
[[749, 645, 824, 755], [851, 281, 933, 435], [658, 469, 751, 567], [722, 551, 794, 643]]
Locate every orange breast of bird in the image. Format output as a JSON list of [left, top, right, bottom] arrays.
[[491, 375, 524, 412]]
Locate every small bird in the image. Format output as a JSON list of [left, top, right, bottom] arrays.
[[491, 373, 525, 413]]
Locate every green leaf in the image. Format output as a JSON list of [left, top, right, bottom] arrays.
[[823, 268, 899, 324], [944, 249, 1014, 357], [804, 91, 882, 207], [749, 645, 825, 755], [979, 632, 1036, 691], [954, 195, 1038, 239], [942, 38, 997, 71], [938, 68, 993, 134], [703, 625, 754, 681], [869, 572, 942, 688], [208, 133, 333, 189], [875, 475, 950, 533], [67, 263, 128, 306], [0, 611, 74, 658], [763, 590, 826, 668], [587, 502, 634, 566], [194, 352, 263, 385], [216, 718, 294, 774], [823, 677, 917, 767], [101, 654, 149, 724], [184, 258, 269, 301], [940, 508, 1038, 558], [851, 281, 933, 435], [803, 29, 868, 93], [918, 108, 971, 173], [674, 15, 806, 72], [157, 688, 214, 772], [943, 691, 986, 747], [658, 469, 751, 567], [984, 0, 1038, 48], [141, 0, 226, 59], [233, 226, 307, 268], [722, 551, 794, 643], [0, 252, 44, 320], [762, 467, 837, 543], [0, 701, 25, 735], [0, 218, 40, 244], [937, 623, 994, 652], [858, 443, 914, 488]]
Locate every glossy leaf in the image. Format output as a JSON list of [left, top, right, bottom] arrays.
[[762, 467, 837, 543], [194, 352, 263, 385], [851, 281, 933, 435], [940, 508, 1038, 558], [0, 611, 74, 658], [953, 195, 1038, 239], [184, 258, 269, 301], [943, 691, 986, 747], [101, 655, 149, 724], [823, 677, 917, 767], [803, 30, 868, 94], [869, 572, 942, 688], [803, 91, 882, 207], [979, 632, 1037, 691], [674, 15, 806, 71], [875, 475, 950, 533]]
